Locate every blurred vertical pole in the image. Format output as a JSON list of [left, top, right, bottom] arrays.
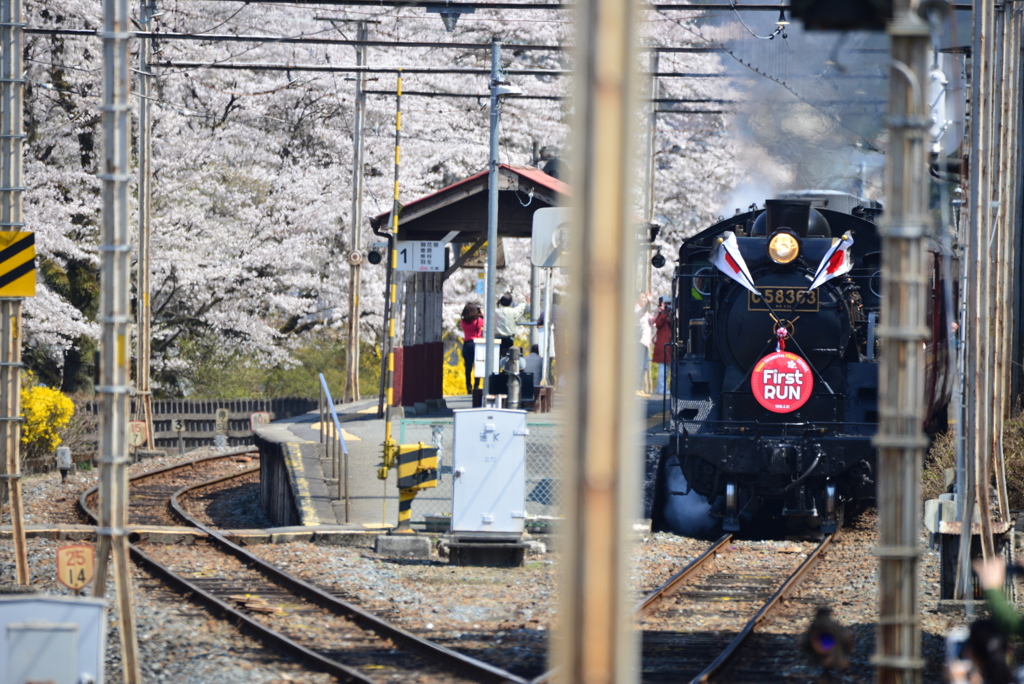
[[553, 0, 641, 679], [137, 0, 154, 449], [344, 20, 368, 404], [95, 0, 141, 680], [967, 0, 996, 560], [875, 2, 932, 682], [0, 0, 27, 585], [482, 39, 500, 399]]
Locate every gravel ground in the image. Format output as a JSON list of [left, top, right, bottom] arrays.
[[0, 448, 997, 682]]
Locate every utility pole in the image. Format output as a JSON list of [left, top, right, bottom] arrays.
[[136, 0, 156, 449], [874, 1, 934, 681], [553, 0, 641, 678], [0, 0, 28, 585], [482, 39, 501, 399], [95, 0, 141, 681], [344, 20, 368, 404], [641, 51, 659, 293]]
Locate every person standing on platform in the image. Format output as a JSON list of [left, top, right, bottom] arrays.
[[636, 291, 653, 396], [460, 302, 484, 394], [495, 292, 529, 358], [652, 295, 673, 395]]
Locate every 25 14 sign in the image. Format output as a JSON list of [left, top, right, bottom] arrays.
[[56, 543, 95, 591]]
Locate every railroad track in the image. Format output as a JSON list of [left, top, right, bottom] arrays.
[[80, 450, 528, 684], [531, 533, 832, 684]]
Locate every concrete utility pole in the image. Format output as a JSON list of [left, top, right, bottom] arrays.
[[482, 39, 501, 399], [344, 20, 368, 404], [95, 0, 142, 680], [874, 2, 933, 682], [0, 0, 28, 585], [136, 0, 156, 449], [641, 51, 659, 293], [553, 0, 642, 679]]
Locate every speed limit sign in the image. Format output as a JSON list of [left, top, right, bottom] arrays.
[[56, 543, 95, 591], [250, 412, 271, 431], [172, 418, 186, 433]]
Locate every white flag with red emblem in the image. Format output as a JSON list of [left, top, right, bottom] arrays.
[[709, 231, 759, 296], [807, 233, 854, 291]]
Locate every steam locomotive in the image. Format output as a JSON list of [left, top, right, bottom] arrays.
[[650, 192, 953, 535]]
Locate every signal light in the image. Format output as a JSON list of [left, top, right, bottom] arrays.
[[367, 249, 383, 265], [651, 250, 666, 269]]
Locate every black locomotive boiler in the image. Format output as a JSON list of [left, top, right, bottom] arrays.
[[650, 193, 953, 535]]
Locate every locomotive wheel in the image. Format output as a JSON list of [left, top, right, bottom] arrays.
[[650, 446, 674, 533]]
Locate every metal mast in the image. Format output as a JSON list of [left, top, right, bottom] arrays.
[[553, 0, 642, 677], [0, 0, 27, 585], [95, 0, 142, 679], [136, 0, 155, 448], [482, 39, 501, 399], [874, 1, 934, 681], [344, 20, 368, 404]]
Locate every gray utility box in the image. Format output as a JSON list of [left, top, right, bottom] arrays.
[[1, 595, 106, 684], [451, 408, 528, 534]]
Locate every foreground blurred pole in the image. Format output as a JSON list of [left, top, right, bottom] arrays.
[[95, 0, 141, 680], [553, 0, 642, 679], [0, 0, 28, 585], [874, 1, 933, 682]]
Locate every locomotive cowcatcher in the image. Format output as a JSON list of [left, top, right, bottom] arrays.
[[650, 192, 953, 535]]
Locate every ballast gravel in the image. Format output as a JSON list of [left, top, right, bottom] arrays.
[[0, 447, 997, 682]]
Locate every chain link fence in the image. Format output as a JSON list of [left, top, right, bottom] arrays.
[[398, 418, 565, 525]]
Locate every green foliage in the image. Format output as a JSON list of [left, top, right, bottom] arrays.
[[172, 330, 382, 400], [20, 379, 75, 461]]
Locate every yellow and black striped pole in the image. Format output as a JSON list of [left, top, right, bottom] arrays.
[[379, 70, 402, 523]]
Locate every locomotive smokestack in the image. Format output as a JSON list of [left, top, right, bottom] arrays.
[[765, 199, 812, 237]]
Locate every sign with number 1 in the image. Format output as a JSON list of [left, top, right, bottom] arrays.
[[56, 544, 95, 591]]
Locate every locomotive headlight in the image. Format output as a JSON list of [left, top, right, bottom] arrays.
[[768, 233, 800, 264]]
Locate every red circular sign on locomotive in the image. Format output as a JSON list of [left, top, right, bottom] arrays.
[[750, 351, 814, 413]]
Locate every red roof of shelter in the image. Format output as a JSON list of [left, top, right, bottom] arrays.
[[373, 164, 568, 241]]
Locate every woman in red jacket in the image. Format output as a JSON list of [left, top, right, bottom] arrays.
[[460, 302, 484, 393], [652, 296, 673, 395]]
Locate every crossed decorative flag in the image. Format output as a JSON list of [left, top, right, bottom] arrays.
[[709, 231, 759, 295], [807, 233, 854, 291]]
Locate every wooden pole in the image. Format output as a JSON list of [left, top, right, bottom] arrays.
[[553, 0, 641, 677], [875, 3, 931, 682], [344, 20, 368, 404], [0, 0, 28, 586], [94, 0, 142, 680]]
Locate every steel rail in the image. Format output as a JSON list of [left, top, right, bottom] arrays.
[[633, 533, 732, 617], [80, 451, 528, 684], [530, 533, 734, 684], [688, 533, 834, 684], [168, 472, 528, 683]]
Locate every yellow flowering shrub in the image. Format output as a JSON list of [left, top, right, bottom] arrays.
[[443, 342, 469, 396], [21, 382, 75, 460]]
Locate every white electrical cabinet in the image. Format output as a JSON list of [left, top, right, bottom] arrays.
[[1, 595, 106, 684], [451, 408, 528, 533]]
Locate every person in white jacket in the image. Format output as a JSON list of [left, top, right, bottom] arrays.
[[495, 292, 529, 357]]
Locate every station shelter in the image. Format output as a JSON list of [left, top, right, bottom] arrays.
[[373, 164, 568, 407]]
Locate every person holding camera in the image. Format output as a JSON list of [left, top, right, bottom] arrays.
[[652, 295, 673, 395], [975, 558, 1024, 639]]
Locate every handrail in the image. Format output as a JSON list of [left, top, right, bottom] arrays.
[[318, 373, 350, 522]]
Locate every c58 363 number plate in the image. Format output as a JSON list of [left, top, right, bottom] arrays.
[[747, 287, 819, 312]]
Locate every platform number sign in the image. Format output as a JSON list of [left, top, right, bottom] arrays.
[[56, 544, 94, 591], [395, 240, 443, 272], [250, 412, 271, 431]]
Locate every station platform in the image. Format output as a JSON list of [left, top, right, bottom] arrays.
[[257, 393, 672, 531]]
